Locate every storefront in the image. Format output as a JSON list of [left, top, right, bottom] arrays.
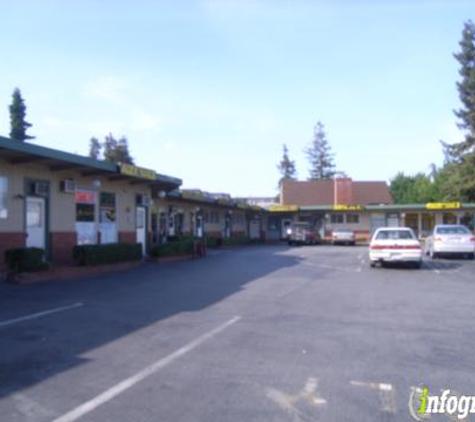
[[154, 189, 263, 243], [0, 136, 181, 268]]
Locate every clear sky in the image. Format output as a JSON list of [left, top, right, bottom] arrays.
[[0, 1, 473, 196]]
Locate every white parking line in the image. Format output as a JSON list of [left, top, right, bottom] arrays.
[[0, 303, 84, 328], [52, 316, 241, 422]]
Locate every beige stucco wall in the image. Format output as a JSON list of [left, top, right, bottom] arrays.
[[325, 212, 371, 232], [232, 210, 247, 233], [0, 158, 152, 235]]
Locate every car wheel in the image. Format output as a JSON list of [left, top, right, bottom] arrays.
[[468, 253, 475, 260], [370, 261, 376, 268]]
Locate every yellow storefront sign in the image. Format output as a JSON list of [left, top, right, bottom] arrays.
[[269, 205, 299, 212], [119, 163, 156, 180], [332, 204, 364, 211], [425, 202, 462, 210]]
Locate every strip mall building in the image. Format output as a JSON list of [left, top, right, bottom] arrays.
[[268, 178, 475, 241], [2, 135, 475, 270], [0, 136, 265, 269]]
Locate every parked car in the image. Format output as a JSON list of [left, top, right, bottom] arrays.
[[424, 224, 475, 259], [369, 227, 422, 268], [287, 222, 320, 245], [331, 228, 356, 245]]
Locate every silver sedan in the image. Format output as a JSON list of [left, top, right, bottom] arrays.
[[332, 228, 356, 246]]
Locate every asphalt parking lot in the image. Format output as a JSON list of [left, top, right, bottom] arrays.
[[1, 244, 474, 422]]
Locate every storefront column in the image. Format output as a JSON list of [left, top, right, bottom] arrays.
[[417, 213, 422, 237], [435, 213, 443, 225]]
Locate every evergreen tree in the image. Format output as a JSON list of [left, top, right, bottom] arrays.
[[88, 137, 102, 159], [441, 20, 475, 200], [277, 144, 297, 187], [9, 88, 35, 142], [305, 121, 336, 180], [103, 133, 134, 164]]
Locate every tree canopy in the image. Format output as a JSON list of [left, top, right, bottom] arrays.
[[440, 20, 475, 201], [87, 133, 134, 164], [389, 172, 443, 204]]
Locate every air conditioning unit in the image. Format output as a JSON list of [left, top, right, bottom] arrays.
[[34, 181, 49, 196], [60, 179, 76, 193]]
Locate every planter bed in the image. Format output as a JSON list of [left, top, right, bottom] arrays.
[[3, 261, 143, 284]]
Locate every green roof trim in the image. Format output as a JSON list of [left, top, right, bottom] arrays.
[[156, 172, 182, 186], [0, 135, 182, 187], [0, 135, 116, 172], [288, 203, 475, 212]]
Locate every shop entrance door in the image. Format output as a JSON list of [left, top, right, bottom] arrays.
[[136, 206, 146, 255], [26, 197, 46, 249]]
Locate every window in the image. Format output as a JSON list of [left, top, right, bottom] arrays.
[[330, 214, 344, 224], [99, 192, 116, 223], [346, 214, 359, 224], [234, 213, 244, 225], [436, 226, 470, 235], [0, 176, 8, 219], [375, 229, 415, 240], [27, 201, 42, 227], [76, 204, 95, 222], [209, 211, 220, 224]]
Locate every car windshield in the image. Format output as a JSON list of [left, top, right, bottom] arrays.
[[436, 226, 470, 235], [375, 230, 414, 240]]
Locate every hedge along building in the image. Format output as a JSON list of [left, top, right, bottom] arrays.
[[0, 136, 181, 268], [153, 189, 265, 242], [272, 178, 475, 240]]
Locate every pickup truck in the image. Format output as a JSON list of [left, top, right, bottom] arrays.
[[287, 222, 320, 245]]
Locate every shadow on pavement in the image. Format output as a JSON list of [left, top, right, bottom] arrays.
[[0, 244, 299, 400]]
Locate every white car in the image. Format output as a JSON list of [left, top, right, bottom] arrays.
[[425, 224, 475, 259], [369, 227, 423, 268]]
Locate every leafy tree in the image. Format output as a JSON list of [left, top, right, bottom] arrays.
[[441, 20, 475, 200], [277, 144, 297, 187], [9, 88, 35, 142], [390, 172, 444, 204], [305, 121, 336, 180], [103, 133, 134, 164], [88, 137, 102, 159]]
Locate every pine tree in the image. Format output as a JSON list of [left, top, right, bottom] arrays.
[[9, 88, 35, 142], [88, 137, 102, 159], [441, 20, 475, 200], [305, 121, 336, 180], [277, 144, 297, 187]]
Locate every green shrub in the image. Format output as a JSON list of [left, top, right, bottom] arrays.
[[73, 243, 142, 266], [151, 237, 196, 257], [4, 247, 50, 273], [222, 237, 251, 246], [205, 237, 219, 248]]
